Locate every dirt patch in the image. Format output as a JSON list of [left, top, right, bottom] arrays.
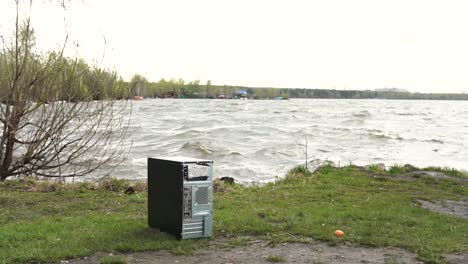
[[444, 253, 467, 264], [405, 171, 467, 182], [417, 199, 468, 219], [355, 165, 468, 184], [67, 239, 424, 264]]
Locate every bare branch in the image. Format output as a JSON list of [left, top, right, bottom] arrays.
[[0, 1, 131, 181]]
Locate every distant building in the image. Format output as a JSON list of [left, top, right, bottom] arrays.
[[375, 88, 409, 93], [236, 90, 248, 96]]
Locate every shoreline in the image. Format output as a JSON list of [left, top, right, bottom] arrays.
[[3, 162, 466, 186], [0, 164, 466, 264], [140, 97, 468, 101]]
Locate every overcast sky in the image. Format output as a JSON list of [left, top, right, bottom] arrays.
[[1, 0, 468, 93]]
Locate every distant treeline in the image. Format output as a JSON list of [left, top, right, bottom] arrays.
[[285, 88, 468, 100], [2, 49, 466, 101], [129, 77, 468, 100], [129, 77, 291, 99]]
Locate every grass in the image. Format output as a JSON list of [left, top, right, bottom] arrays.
[[287, 165, 313, 176], [388, 164, 418, 174], [266, 255, 286, 262], [0, 165, 466, 264], [366, 163, 386, 173], [100, 255, 127, 264]]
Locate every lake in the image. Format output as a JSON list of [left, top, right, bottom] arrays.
[[108, 98, 468, 184]]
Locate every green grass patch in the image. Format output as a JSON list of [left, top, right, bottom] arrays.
[[366, 164, 386, 173], [287, 165, 313, 176], [100, 255, 127, 264], [388, 164, 418, 174], [266, 255, 286, 262], [0, 165, 466, 263]]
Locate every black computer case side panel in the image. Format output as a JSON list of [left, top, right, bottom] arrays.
[[148, 158, 183, 239]]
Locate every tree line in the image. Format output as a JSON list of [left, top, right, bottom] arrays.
[[128, 77, 290, 99], [128, 76, 468, 100]]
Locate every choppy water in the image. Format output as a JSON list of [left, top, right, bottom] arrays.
[[109, 99, 468, 184]]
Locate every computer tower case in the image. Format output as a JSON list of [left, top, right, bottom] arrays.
[[148, 157, 213, 239]]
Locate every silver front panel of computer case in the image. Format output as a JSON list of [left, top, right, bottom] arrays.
[[181, 164, 213, 239]]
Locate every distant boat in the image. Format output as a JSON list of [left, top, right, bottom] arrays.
[[133, 96, 144, 101]]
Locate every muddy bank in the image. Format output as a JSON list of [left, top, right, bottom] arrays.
[[68, 238, 424, 264], [417, 199, 468, 219]]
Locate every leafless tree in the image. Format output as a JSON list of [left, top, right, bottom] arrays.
[[0, 2, 130, 181]]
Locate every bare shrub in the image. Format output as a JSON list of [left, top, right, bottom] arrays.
[[0, 2, 130, 181]]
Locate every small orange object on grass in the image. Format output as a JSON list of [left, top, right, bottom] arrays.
[[334, 230, 345, 237]]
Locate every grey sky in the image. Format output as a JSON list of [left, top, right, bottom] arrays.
[[1, 0, 467, 93]]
